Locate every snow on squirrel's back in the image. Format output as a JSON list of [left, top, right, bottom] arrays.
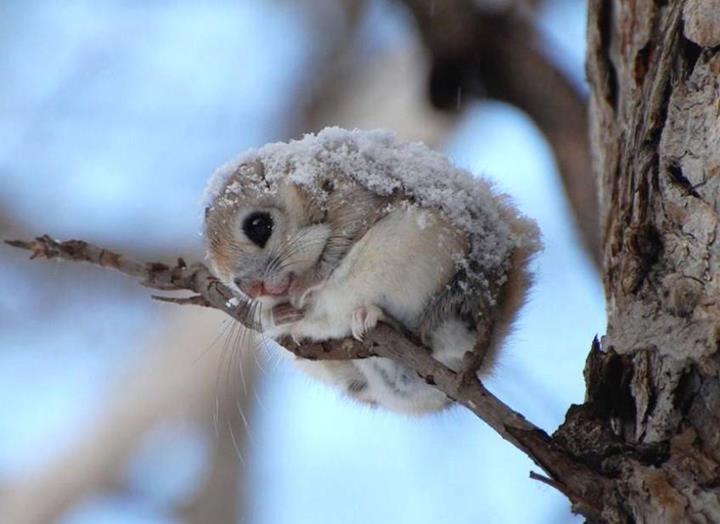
[[205, 127, 541, 301]]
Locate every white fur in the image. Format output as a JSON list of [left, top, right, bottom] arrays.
[[430, 318, 476, 370], [261, 204, 471, 414]]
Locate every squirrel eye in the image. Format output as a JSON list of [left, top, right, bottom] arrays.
[[242, 212, 273, 248]]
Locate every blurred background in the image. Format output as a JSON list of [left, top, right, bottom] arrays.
[[0, 1, 604, 523]]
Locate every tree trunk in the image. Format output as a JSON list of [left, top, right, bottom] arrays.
[[554, 0, 720, 521]]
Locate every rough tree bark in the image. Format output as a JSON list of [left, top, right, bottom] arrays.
[[553, 0, 720, 521]]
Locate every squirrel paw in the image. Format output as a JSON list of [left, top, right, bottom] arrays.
[[271, 303, 304, 326], [351, 305, 384, 341], [260, 303, 304, 341]]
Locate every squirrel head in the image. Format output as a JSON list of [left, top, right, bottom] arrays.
[[204, 160, 329, 300]]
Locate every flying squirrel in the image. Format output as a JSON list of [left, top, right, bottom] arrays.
[[203, 128, 541, 415]]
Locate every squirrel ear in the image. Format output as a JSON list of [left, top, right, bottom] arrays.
[[281, 183, 325, 226]]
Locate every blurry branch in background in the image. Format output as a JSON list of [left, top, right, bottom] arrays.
[[306, 44, 456, 147], [397, 0, 601, 268], [5, 235, 610, 519], [299, 0, 366, 127], [0, 296, 255, 524], [299, 0, 455, 147]]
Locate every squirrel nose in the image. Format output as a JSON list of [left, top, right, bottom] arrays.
[[245, 281, 265, 298]]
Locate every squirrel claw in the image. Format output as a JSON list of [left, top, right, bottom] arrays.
[[290, 329, 303, 345], [351, 305, 383, 341]]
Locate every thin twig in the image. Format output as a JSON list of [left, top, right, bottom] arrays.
[[5, 236, 258, 330], [152, 294, 210, 307], [529, 470, 603, 516]]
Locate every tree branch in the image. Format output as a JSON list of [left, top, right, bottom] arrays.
[[5, 235, 257, 329], [5, 234, 610, 517]]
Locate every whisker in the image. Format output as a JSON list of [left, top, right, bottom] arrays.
[[237, 328, 251, 396], [236, 399, 256, 447], [226, 318, 248, 397], [227, 419, 246, 465], [213, 320, 239, 438], [194, 318, 234, 365], [265, 344, 283, 373], [217, 322, 238, 402], [264, 229, 328, 277], [253, 340, 268, 376], [253, 389, 268, 413], [265, 237, 330, 276], [213, 396, 220, 438]]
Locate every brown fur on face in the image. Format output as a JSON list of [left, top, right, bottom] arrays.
[[204, 160, 275, 283], [204, 160, 332, 288]]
